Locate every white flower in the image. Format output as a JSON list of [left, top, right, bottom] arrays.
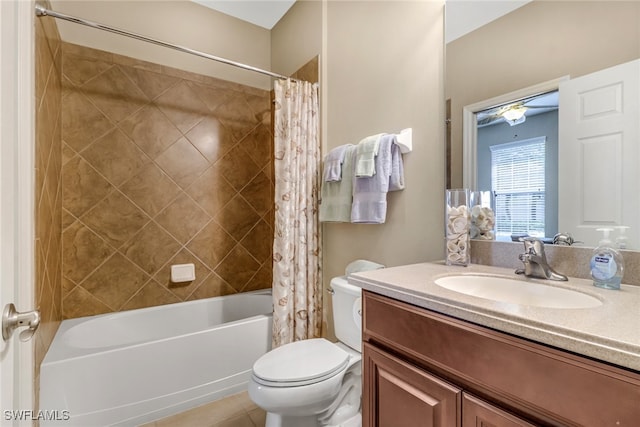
[[451, 216, 469, 234], [470, 224, 481, 239], [470, 206, 495, 240], [447, 252, 463, 262]]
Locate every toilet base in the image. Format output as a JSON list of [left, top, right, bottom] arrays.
[[264, 373, 361, 427], [265, 412, 361, 427], [326, 413, 361, 427], [265, 413, 318, 427]]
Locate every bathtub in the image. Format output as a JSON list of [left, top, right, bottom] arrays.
[[40, 290, 272, 426]]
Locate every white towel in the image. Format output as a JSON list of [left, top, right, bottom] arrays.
[[319, 145, 357, 222], [355, 133, 383, 177], [351, 134, 404, 224], [323, 144, 352, 182], [389, 141, 405, 191]]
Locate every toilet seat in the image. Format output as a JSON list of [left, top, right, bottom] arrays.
[[252, 338, 350, 387]]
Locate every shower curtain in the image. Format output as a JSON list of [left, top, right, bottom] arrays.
[[272, 79, 321, 348]]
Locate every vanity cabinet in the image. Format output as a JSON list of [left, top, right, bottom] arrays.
[[362, 290, 640, 427]]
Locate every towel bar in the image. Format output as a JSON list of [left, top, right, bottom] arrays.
[[395, 128, 412, 153]]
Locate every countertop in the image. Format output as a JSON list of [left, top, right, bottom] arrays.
[[349, 262, 640, 372]]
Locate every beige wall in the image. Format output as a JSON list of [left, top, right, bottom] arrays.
[[50, 0, 273, 89], [271, 0, 323, 78], [323, 1, 445, 336], [446, 0, 640, 188], [271, 1, 446, 338], [324, 0, 446, 273]]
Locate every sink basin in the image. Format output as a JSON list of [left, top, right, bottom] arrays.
[[434, 275, 602, 309]]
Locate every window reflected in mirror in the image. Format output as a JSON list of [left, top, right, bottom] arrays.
[[475, 91, 558, 242]]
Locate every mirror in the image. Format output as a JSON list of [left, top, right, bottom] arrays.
[[473, 90, 559, 243], [445, 0, 640, 249]]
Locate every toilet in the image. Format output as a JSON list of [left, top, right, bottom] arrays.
[[248, 275, 366, 427]]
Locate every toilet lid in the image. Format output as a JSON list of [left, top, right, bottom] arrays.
[[252, 338, 350, 386]]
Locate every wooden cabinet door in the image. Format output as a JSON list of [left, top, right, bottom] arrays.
[[462, 393, 536, 427], [363, 343, 461, 427]]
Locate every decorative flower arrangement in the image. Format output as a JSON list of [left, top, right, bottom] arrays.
[[470, 204, 495, 240], [446, 204, 470, 265]]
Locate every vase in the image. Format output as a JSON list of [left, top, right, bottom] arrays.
[[445, 189, 470, 266], [470, 190, 496, 241]]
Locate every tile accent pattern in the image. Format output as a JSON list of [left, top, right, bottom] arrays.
[[61, 43, 274, 318], [34, 1, 63, 408]]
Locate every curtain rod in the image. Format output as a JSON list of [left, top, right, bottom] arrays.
[[35, 4, 299, 82]]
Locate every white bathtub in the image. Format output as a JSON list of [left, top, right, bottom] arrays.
[[40, 290, 272, 426]]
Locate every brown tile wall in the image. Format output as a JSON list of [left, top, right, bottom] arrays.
[[34, 0, 63, 407], [61, 43, 274, 318]]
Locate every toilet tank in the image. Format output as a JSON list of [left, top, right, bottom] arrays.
[[330, 276, 362, 352]]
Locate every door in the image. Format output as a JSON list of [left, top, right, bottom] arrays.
[[1, 0, 36, 422], [363, 343, 461, 427], [559, 59, 640, 248]]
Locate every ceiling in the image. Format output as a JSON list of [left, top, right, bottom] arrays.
[[193, 0, 532, 40], [476, 91, 559, 128], [445, 0, 532, 43], [192, 0, 296, 29]]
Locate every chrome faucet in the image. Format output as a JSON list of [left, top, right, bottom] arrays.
[[515, 237, 568, 281], [553, 232, 582, 246]]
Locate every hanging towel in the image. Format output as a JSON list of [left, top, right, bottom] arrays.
[[389, 141, 405, 191], [354, 133, 383, 177], [323, 144, 353, 182], [319, 145, 357, 222], [351, 134, 405, 224]]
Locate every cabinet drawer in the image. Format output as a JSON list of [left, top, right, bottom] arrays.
[[363, 291, 640, 426]]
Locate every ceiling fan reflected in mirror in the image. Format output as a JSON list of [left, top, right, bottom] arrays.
[[476, 90, 559, 127]]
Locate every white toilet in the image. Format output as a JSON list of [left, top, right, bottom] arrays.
[[248, 276, 364, 427]]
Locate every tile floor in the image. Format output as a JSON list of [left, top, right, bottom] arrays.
[[141, 391, 266, 427]]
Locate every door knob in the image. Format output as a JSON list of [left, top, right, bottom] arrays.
[[2, 303, 40, 342]]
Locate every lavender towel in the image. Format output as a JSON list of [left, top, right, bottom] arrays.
[[323, 144, 353, 182], [351, 134, 405, 224]]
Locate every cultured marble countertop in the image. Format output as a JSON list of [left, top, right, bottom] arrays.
[[349, 262, 640, 372]]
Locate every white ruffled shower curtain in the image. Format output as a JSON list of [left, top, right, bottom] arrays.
[[272, 79, 322, 348]]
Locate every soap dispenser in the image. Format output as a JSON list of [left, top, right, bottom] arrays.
[[615, 226, 630, 250], [590, 228, 624, 290]]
